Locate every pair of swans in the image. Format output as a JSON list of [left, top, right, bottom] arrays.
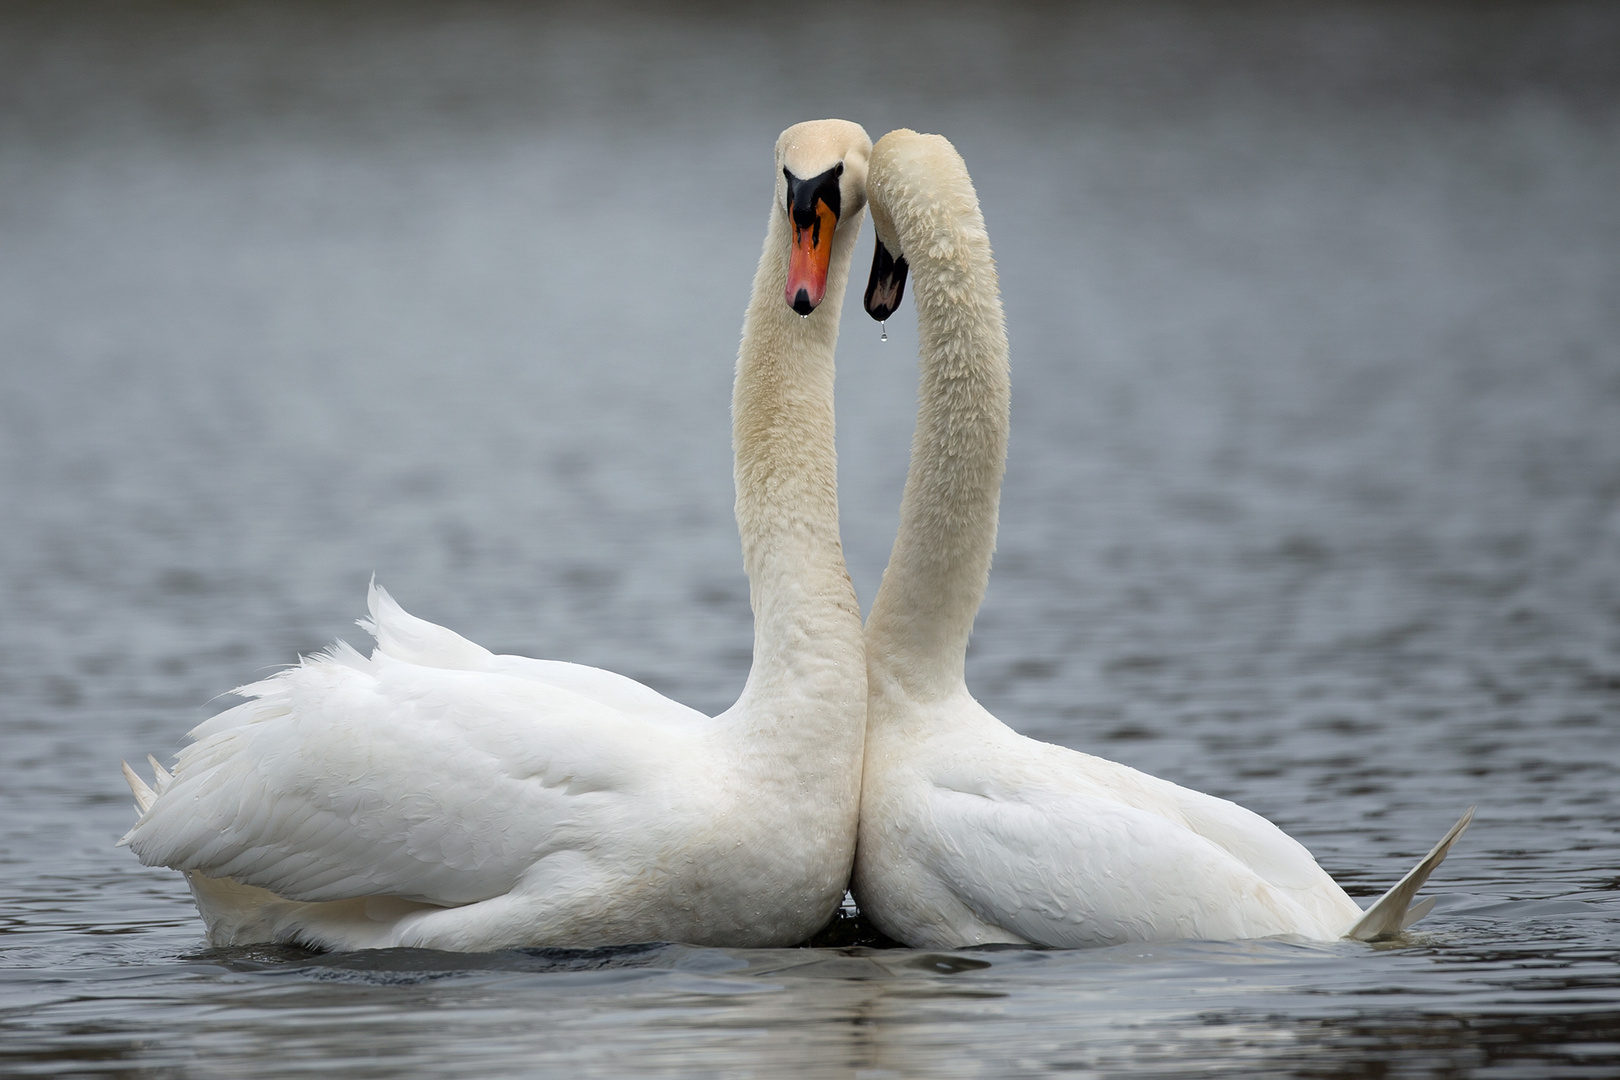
[[121, 120, 1469, 953]]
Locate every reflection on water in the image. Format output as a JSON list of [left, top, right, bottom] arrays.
[[8, 930, 1620, 1077], [2, 1, 1619, 1076]]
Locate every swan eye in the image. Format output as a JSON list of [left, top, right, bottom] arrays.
[[834, 163, 844, 177]]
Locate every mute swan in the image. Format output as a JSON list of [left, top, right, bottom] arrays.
[[119, 119, 874, 952], [850, 129, 1471, 949]]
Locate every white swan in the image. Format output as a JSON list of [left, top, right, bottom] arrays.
[[119, 119, 874, 952], [850, 128, 1471, 949]]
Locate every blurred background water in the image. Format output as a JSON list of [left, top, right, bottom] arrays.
[[2, 1, 1618, 1076]]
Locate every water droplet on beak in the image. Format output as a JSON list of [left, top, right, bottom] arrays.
[[879, 321, 888, 342]]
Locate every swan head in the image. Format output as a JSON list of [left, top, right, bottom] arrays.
[[861, 127, 939, 320], [862, 130, 913, 323], [775, 119, 871, 316]]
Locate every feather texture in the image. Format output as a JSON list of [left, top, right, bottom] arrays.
[[851, 129, 1470, 949], [119, 120, 875, 952]]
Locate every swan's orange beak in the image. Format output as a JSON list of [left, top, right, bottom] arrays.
[[786, 198, 837, 316], [783, 164, 845, 316]]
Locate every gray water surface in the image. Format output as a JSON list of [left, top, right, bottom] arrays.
[[3, 2, 1619, 1076]]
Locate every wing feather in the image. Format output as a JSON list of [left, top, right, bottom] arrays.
[[988, 741, 1364, 932], [125, 645, 696, 907], [924, 784, 1333, 947]]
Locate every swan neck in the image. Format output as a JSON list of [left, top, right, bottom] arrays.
[[730, 200, 866, 722], [865, 138, 1010, 701]]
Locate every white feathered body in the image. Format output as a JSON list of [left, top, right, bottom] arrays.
[[855, 689, 1362, 948], [124, 587, 856, 951], [851, 129, 1463, 950], [121, 120, 876, 952]]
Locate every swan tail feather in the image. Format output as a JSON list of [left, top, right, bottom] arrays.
[[120, 760, 158, 818], [1400, 895, 1437, 929], [119, 761, 290, 943], [146, 754, 174, 789], [1344, 807, 1474, 941], [119, 756, 176, 844]]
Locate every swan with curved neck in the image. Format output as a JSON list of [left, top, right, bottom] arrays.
[[851, 128, 1471, 948], [118, 119, 873, 952]]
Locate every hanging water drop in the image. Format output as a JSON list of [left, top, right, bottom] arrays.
[[880, 321, 888, 342]]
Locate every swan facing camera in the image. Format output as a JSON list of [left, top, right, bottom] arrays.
[[783, 164, 845, 314]]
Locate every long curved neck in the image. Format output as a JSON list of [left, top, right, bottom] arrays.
[[729, 199, 866, 730], [865, 137, 1010, 702]]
